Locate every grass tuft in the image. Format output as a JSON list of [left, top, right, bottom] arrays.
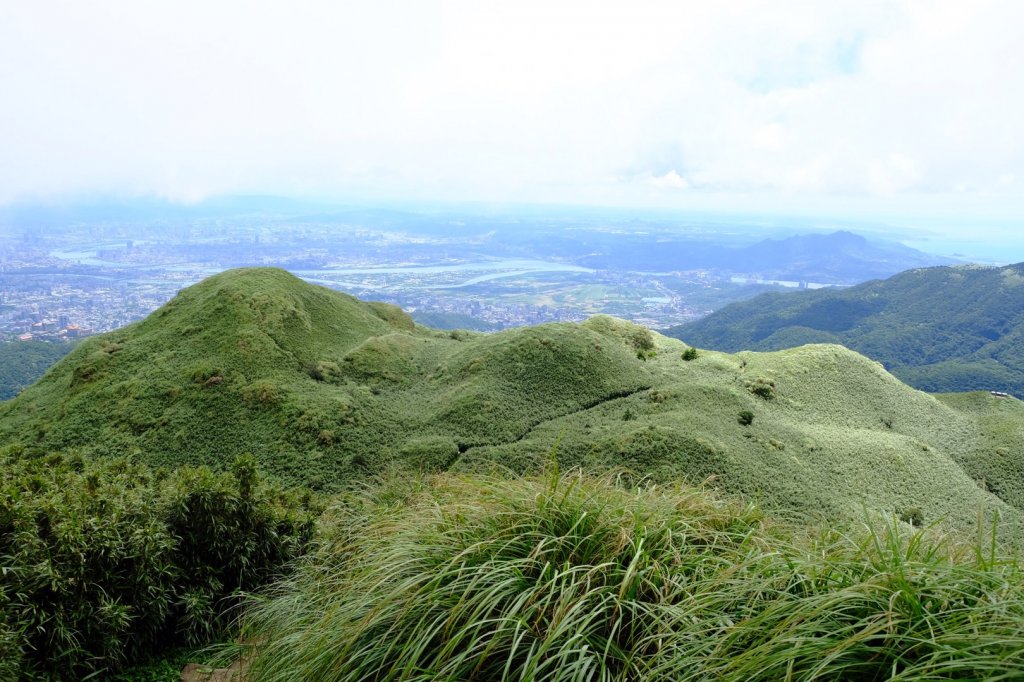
[[229, 472, 1024, 681]]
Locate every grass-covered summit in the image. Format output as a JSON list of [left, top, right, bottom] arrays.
[[2, 267, 1024, 545]]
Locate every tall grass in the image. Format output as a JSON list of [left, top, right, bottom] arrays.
[[230, 471, 1024, 681]]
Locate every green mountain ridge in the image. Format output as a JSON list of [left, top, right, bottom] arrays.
[[3, 267, 1024, 546], [666, 262, 1024, 396]]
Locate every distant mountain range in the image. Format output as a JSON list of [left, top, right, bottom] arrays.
[[3, 195, 957, 287], [666, 262, 1024, 396], [579, 230, 957, 283]]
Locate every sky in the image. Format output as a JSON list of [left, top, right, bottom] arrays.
[[2, 0, 1023, 238]]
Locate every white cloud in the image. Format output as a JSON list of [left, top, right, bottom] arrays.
[[0, 0, 1022, 221], [649, 170, 691, 190]]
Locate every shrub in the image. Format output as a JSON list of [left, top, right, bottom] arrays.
[[738, 410, 755, 426], [648, 390, 673, 404], [189, 362, 224, 385], [0, 451, 320, 679], [241, 380, 281, 407], [628, 328, 655, 353], [304, 360, 341, 384], [746, 376, 776, 400], [304, 362, 326, 382], [899, 506, 925, 527], [682, 347, 699, 361]]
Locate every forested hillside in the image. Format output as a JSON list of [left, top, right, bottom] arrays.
[[0, 340, 74, 399], [666, 263, 1024, 396]]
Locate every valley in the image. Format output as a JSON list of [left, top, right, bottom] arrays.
[[0, 202, 957, 346]]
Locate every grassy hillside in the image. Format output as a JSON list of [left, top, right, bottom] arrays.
[[2, 267, 1023, 548], [665, 262, 1024, 396]]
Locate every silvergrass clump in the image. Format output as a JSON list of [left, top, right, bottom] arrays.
[[229, 471, 1024, 681], [231, 471, 764, 681]]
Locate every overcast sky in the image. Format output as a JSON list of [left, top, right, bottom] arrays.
[[2, 0, 1023, 228]]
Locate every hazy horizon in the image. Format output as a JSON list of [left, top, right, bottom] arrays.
[[2, 0, 1022, 246]]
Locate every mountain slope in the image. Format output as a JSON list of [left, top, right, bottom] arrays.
[[727, 230, 955, 282], [1, 267, 1022, 545], [666, 263, 1024, 396], [578, 230, 955, 283]]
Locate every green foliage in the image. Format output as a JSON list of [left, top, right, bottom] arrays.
[[458, 344, 1024, 547], [398, 436, 460, 471], [899, 506, 925, 527], [410, 310, 499, 332], [303, 360, 341, 384], [3, 269, 1024, 548], [681, 346, 699, 361], [0, 340, 75, 400], [667, 262, 1024, 396], [582, 315, 656, 360], [110, 648, 201, 682], [745, 376, 776, 400], [630, 328, 655, 352], [0, 270, 652, 490], [230, 472, 1024, 681], [934, 391, 1024, 511], [0, 450, 320, 679], [737, 409, 754, 426], [4, 269, 1024, 676]]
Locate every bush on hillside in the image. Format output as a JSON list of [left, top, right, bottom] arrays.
[[0, 450, 320, 679], [303, 360, 341, 384], [746, 376, 776, 400], [628, 327, 656, 360], [899, 506, 925, 527], [682, 347, 699, 361], [629, 328, 654, 351]]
